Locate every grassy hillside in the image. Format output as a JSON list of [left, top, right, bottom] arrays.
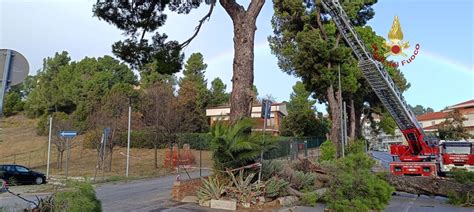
[[0, 114, 212, 179]]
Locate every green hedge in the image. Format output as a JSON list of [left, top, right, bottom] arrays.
[[115, 131, 212, 150], [177, 133, 212, 150]]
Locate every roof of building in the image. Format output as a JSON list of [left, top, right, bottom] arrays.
[[207, 102, 287, 109], [423, 123, 442, 130], [447, 99, 474, 110], [417, 111, 448, 121]]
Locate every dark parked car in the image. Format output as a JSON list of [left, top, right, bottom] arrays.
[[0, 164, 46, 185]]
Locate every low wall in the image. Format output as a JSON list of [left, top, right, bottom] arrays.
[[171, 177, 206, 201]]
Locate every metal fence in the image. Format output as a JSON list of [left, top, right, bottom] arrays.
[[264, 137, 325, 160]]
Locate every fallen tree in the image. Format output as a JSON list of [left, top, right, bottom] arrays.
[[298, 156, 474, 205], [386, 175, 473, 198]]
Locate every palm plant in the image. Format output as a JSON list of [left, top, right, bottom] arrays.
[[210, 119, 264, 171]]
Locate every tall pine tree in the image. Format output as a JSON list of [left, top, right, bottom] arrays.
[[209, 77, 229, 106], [281, 81, 329, 137], [177, 53, 210, 132]]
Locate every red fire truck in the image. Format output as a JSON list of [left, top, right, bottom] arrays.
[[321, 0, 474, 176]]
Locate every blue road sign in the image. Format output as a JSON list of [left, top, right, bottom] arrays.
[[261, 99, 272, 119], [59, 131, 77, 138]]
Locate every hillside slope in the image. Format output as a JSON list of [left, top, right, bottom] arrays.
[[0, 114, 212, 178]]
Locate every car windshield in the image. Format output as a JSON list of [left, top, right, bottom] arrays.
[[444, 146, 471, 154], [15, 166, 29, 173]]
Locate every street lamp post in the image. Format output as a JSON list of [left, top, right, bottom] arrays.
[[126, 97, 132, 177], [338, 65, 345, 157]]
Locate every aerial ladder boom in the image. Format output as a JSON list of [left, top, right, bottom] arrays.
[[321, 0, 439, 171]]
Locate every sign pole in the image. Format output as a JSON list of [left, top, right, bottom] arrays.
[[65, 138, 69, 180], [258, 99, 270, 183], [0, 50, 12, 116], [46, 116, 52, 179]]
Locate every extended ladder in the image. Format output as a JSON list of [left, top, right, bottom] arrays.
[[321, 0, 421, 133]]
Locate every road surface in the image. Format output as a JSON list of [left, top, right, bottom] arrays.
[[371, 150, 393, 169], [2, 157, 472, 211], [95, 170, 213, 211]]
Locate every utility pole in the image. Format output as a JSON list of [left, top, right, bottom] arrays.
[[126, 97, 132, 177], [338, 65, 345, 157], [46, 116, 52, 179]]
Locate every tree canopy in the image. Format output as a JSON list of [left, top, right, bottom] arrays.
[[177, 53, 211, 132], [410, 104, 434, 116], [280, 81, 329, 137], [269, 0, 409, 152], [25, 51, 137, 132], [438, 109, 472, 140], [209, 77, 230, 106]]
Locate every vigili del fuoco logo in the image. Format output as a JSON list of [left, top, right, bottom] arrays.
[[372, 16, 420, 68]]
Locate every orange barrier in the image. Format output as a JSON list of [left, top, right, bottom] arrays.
[[164, 144, 195, 167]]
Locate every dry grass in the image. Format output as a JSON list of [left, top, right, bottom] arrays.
[[0, 114, 213, 180]]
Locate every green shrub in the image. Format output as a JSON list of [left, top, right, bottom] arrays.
[[54, 181, 101, 212], [36, 114, 49, 136], [446, 169, 474, 206], [447, 191, 474, 206], [3, 92, 24, 117], [319, 140, 336, 162], [265, 177, 289, 198], [302, 191, 319, 207], [346, 139, 366, 155], [450, 168, 474, 184], [323, 153, 394, 211], [116, 130, 154, 148]]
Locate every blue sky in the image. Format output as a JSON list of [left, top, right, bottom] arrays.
[[1, 0, 472, 112]]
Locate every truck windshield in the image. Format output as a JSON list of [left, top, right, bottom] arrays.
[[444, 146, 471, 154]]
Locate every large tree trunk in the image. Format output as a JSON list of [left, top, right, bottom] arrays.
[[154, 145, 158, 169], [387, 175, 473, 198], [349, 99, 356, 140], [220, 0, 264, 124], [56, 151, 61, 169], [108, 148, 113, 172], [326, 84, 342, 156], [355, 106, 364, 138]]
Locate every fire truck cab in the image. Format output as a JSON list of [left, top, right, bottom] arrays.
[[439, 141, 474, 172]]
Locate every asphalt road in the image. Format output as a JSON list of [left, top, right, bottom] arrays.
[[371, 150, 393, 169], [2, 155, 473, 211], [95, 170, 212, 212]]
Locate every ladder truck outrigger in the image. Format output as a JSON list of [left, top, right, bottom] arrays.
[[321, 0, 474, 176]]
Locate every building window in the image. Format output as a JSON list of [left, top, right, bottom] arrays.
[[431, 121, 436, 126]]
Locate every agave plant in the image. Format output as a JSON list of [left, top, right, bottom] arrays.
[[265, 177, 289, 198], [226, 170, 264, 206], [196, 176, 225, 203]]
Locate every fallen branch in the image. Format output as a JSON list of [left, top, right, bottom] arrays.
[[386, 175, 474, 197]]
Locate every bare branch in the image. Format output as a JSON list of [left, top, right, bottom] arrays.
[[316, 0, 328, 41], [180, 1, 216, 48], [220, 0, 245, 19], [247, 0, 265, 19]]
